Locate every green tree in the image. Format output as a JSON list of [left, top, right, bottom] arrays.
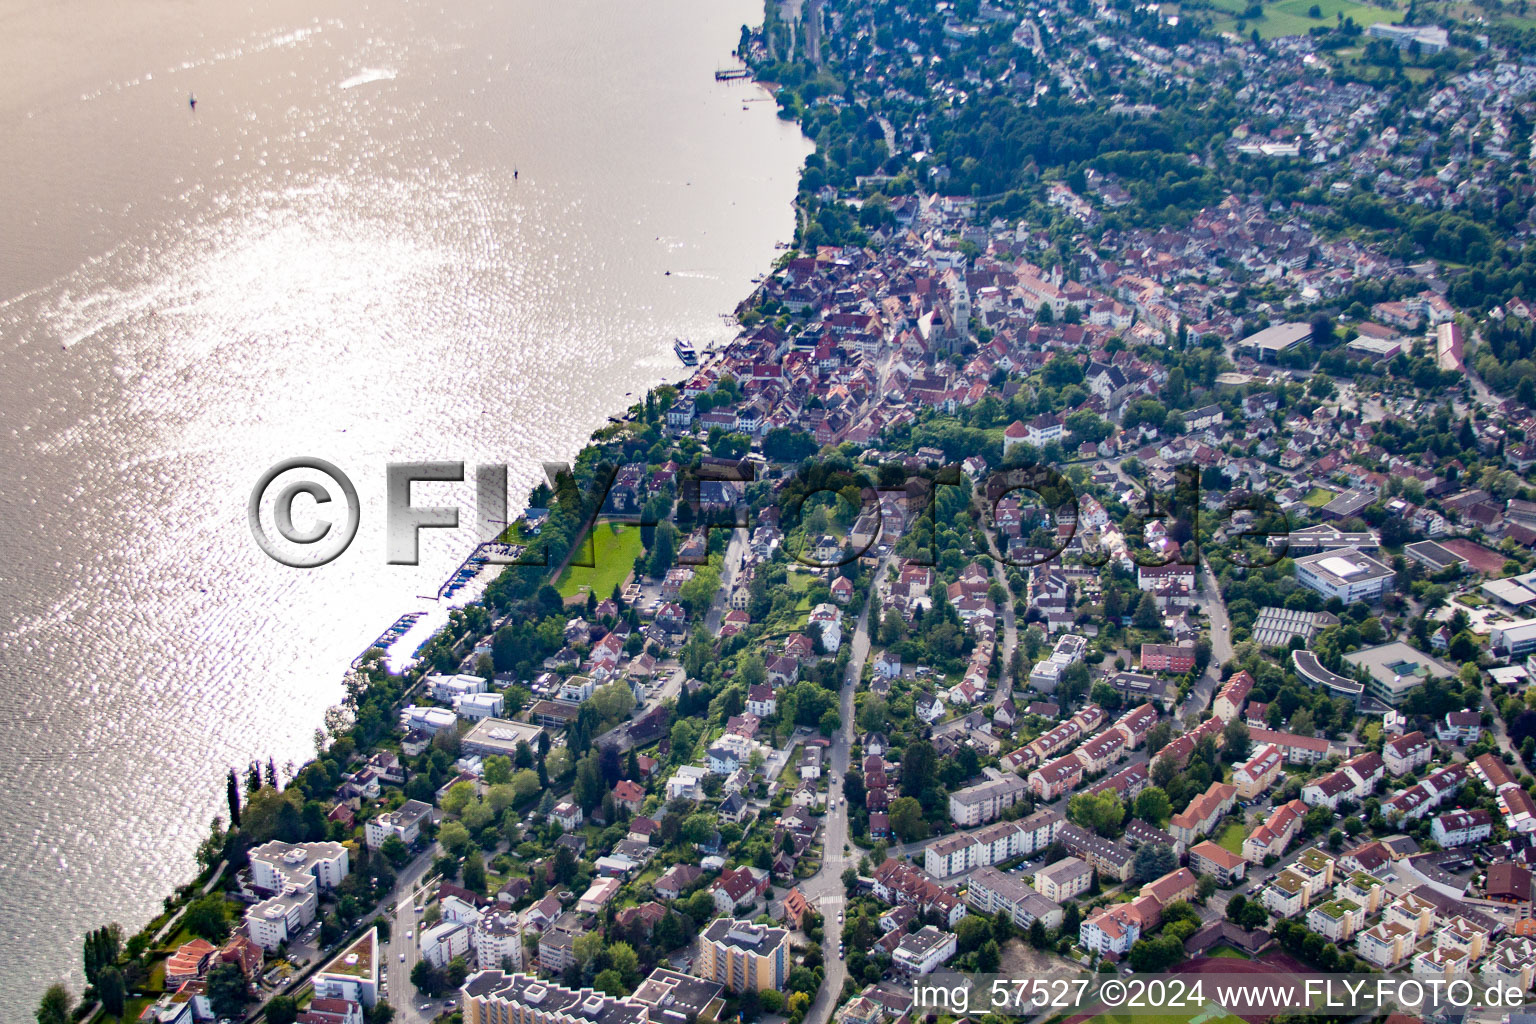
[[955, 915, 991, 953], [183, 894, 230, 941], [483, 755, 514, 786], [381, 835, 411, 867], [266, 996, 299, 1024], [206, 962, 249, 1018], [1133, 842, 1178, 883], [97, 967, 127, 1018], [1068, 790, 1124, 836], [888, 797, 929, 841], [35, 985, 71, 1024], [439, 820, 472, 857], [1133, 787, 1172, 827], [463, 850, 488, 894]]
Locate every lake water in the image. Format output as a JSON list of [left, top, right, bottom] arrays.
[[0, 0, 808, 1013]]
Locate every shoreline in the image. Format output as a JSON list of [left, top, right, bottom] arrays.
[[56, 45, 806, 1021]]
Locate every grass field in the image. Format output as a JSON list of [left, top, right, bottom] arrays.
[[1208, 0, 1399, 39], [1215, 821, 1248, 856], [1301, 486, 1337, 508], [1208, 943, 1252, 959], [556, 521, 643, 600]]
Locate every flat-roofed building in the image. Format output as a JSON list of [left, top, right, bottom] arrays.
[[1239, 321, 1311, 362], [1490, 617, 1536, 658], [695, 920, 789, 993], [461, 971, 648, 1024], [892, 926, 957, 976], [630, 968, 725, 1024], [462, 717, 546, 759], [1291, 650, 1364, 703], [364, 798, 434, 849], [1294, 548, 1394, 604], [1343, 643, 1455, 708], [312, 929, 380, 1008]]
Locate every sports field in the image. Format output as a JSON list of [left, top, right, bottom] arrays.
[[1207, 0, 1399, 38]]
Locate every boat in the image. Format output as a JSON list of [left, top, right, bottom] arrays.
[[674, 339, 698, 365]]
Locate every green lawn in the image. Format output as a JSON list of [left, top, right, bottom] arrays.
[[1208, 0, 1399, 37], [1208, 943, 1252, 959], [1301, 486, 1337, 508], [1215, 821, 1248, 857], [556, 521, 643, 601]]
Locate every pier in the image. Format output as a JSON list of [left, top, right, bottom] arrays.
[[714, 67, 751, 81]]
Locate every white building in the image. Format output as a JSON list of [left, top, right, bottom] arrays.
[[244, 841, 349, 950], [1294, 548, 1394, 603], [421, 920, 472, 968], [474, 910, 525, 972], [1080, 904, 1141, 958], [891, 926, 957, 976], [364, 799, 434, 849], [1430, 809, 1493, 848], [427, 673, 488, 701], [455, 692, 505, 721]]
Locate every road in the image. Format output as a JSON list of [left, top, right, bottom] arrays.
[[1178, 563, 1233, 725], [594, 530, 747, 752], [989, 556, 1019, 710], [704, 529, 748, 634], [385, 844, 446, 1024], [1483, 682, 1519, 758], [801, 557, 888, 1024]]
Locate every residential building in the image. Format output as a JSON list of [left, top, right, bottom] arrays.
[[1033, 857, 1092, 902], [1170, 781, 1237, 845], [948, 774, 1029, 826], [695, 920, 789, 993], [1307, 899, 1364, 943], [1358, 921, 1415, 968], [965, 867, 1063, 930], [311, 929, 380, 1009], [923, 809, 1064, 877], [1189, 841, 1247, 886], [364, 799, 433, 849], [1431, 809, 1494, 848], [892, 926, 958, 976], [460, 972, 648, 1024], [1233, 744, 1283, 799], [1384, 731, 1432, 776], [1080, 903, 1142, 959]]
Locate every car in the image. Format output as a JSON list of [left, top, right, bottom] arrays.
[[406, 930, 413, 940], [400, 953, 406, 962], [420, 1005, 432, 1012]]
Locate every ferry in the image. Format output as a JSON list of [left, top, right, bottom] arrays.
[[674, 338, 698, 365]]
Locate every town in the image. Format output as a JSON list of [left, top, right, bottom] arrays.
[[38, 0, 1536, 1023]]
